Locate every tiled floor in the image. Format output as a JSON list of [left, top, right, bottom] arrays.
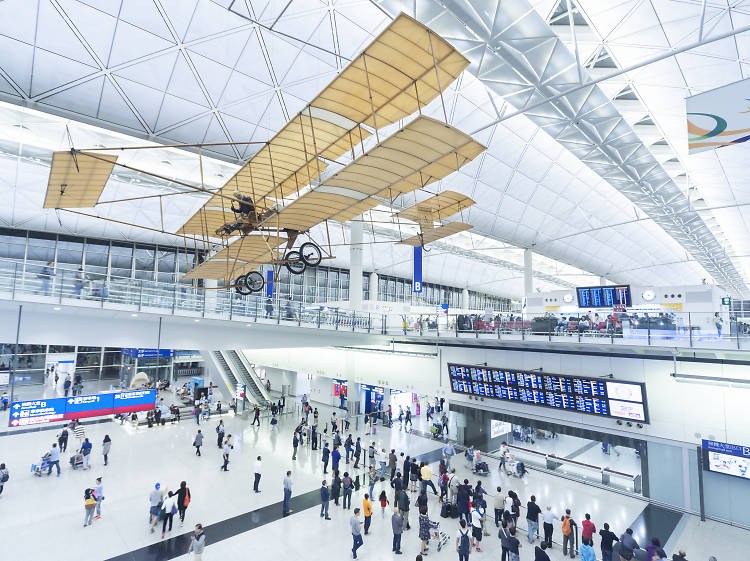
[[0, 395, 744, 561]]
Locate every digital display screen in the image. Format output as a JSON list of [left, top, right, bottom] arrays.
[[703, 440, 750, 479], [447, 363, 648, 422], [491, 420, 512, 438], [576, 285, 631, 308]]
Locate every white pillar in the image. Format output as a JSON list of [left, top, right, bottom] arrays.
[[524, 248, 533, 296], [349, 218, 363, 310], [204, 279, 217, 313], [369, 272, 379, 301], [461, 288, 469, 310], [599, 276, 607, 286]]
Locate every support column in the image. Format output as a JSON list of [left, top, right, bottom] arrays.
[[524, 248, 533, 296], [204, 279, 217, 314], [369, 272, 379, 301], [461, 288, 469, 310], [599, 276, 607, 286], [349, 218, 363, 310]]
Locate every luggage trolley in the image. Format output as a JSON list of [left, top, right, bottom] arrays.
[[429, 520, 450, 552], [30, 456, 51, 477]]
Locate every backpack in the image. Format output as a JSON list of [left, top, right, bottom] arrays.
[[562, 516, 572, 536], [458, 529, 470, 554], [0, 472, 8, 483]]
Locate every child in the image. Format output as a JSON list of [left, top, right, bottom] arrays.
[[379, 490, 389, 516]]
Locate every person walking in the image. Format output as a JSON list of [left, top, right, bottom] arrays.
[[320, 479, 331, 520], [456, 519, 471, 561], [342, 471, 353, 509], [418, 505, 431, 555], [94, 477, 104, 519], [368, 465, 378, 499], [397, 488, 411, 530], [363, 493, 373, 535], [176, 481, 191, 527], [220, 439, 230, 471], [351, 508, 364, 559], [149, 483, 164, 533], [46, 443, 61, 477], [353, 437, 362, 469], [471, 500, 486, 552], [80, 438, 92, 470], [388, 449, 398, 480], [443, 440, 456, 469], [0, 463, 7, 496], [322, 443, 331, 474], [253, 456, 262, 493], [216, 420, 225, 449], [188, 524, 205, 560], [161, 490, 178, 538], [102, 435, 111, 466], [252, 405, 260, 426], [561, 509, 577, 559], [441, 411, 449, 435], [542, 505, 556, 548], [57, 426, 69, 453], [598, 523, 618, 561], [392, 507, 404, 554], [83, 487, 96, 527], [193, 430, 203, 456], [332, 445, 342, 474], [421, 463, 438, 496], [292, 433, 299, 461], [331, 469, 342, 506], [527, 495, 542, 543], [345, 434, 354, 464], [283, 471, 293, 515]]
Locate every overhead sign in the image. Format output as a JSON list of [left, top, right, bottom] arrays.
[[721, 297, 731, 306], [687, 77, 750, 154], [65, 393, 116, 419], [413, 246, 422, 293], [9, 389, 156, 427], [265, 269, 274, 299], [703, 439, 750, 480], [120, 348, 174, 358], [234, 383, 246, 400], [9, 398, 66, 426]]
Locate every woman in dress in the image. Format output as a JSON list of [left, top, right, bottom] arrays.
[[418, 505, 431, 555]]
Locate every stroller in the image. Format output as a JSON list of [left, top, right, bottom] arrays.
[[69, 453, 84, 470], [473, 460, 489, 475], [430, 423, 442, 439], [429, 520, 450, 552], [507, 459, 526, 478], [31, 455, 51, 477]]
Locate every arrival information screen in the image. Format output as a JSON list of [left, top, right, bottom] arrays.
[[449, 364, 648, 422]]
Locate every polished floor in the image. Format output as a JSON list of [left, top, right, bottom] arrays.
[[0, 395, 742, 561]]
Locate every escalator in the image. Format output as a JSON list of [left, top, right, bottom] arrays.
[[210, 350, 258, 407], [222, 350, 270, 405]]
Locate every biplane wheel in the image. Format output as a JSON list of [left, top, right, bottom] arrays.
[[234, 275, 251, 295], [299, 242, 322, 267], [244, 271, 265, 293], [284, 250, 306, 274]]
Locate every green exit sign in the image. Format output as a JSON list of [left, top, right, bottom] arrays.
[[721, 297, 731, 305]]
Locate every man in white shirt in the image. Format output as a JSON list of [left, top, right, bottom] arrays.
[[542, 505, 556, 548], [46, 443, 61, 476], [283, 471, 293, 515], [442, 441, 456, 469], [220, 441, 230, 471], [471, 502, 486, 552], [253, 456, 262, 492]]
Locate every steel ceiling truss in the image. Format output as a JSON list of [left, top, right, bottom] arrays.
[[376, 0, 747, 295]]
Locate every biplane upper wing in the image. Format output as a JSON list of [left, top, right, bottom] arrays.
[[44, 151, 118, 208], [395, 190, 475, 228], [398, 221, 473, 246], [321, 116, 485, 199], [259, 190, 380, 232]]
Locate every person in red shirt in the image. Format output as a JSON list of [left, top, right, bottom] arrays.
[[582, 513, 596, 543]]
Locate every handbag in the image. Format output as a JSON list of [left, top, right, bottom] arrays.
[[184, 489, 191, 507]]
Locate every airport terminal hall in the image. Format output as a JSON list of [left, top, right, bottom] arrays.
[[2, 1, 750, 561]]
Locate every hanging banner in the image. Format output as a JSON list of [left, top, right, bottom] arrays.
[[265, 270, 274, 298], [412, 245, 422, 293], [687, 77, 750, 154]]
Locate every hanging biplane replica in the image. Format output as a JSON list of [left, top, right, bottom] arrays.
[[43, 14, 485, 294]]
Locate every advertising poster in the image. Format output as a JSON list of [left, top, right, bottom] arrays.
[[687, 77, 750, 154]]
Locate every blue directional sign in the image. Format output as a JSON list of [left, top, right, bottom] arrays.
[[9, 398, 67, 427], [65, 393, 115, 419], [113, 389, 157, 414]]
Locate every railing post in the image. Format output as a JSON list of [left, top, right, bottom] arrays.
[[688, 312, 693, 348], [298, 302, 302, 327], [335, 307, 339, 330], [367, 313, 371, 333], [229, 290, 234, 320], [455, 316, 458, 337], [647, 320, 651, 346], [351, 309, 355, 332], [548, 319, 552, 342], [254, 298, 259, 322], [317, 309, 321, 328], [436, 315, 439, 337], [173, 283, 178, 315], [202, 284, 206, 317], [58, 269, 64, 304], [12, 262, 17, 300], [276, 301, 280, 324]]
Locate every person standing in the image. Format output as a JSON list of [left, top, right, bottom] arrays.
[[471, 501, 486, 552], [283, 471, 293, 515], [619, 528, 639, 560], [320, 479, 331, 520], [353, 437, 362, 469], [388, 449, 398, 480], [0, 463, 8, 496], [526, 495, 542, 543], [83, 487, 96, 527], [220, 439, 230, 471], [457, 479, 471, 524], [292, 433, 299, 461], [494, 486, 505, 527], [194, 430, 203, 456], [441, 411, 449, 435], [161, 491, 178, 539], [542, 505, 556, 548], [322, 443, 330, 474], [342, 471, 354, 509], [418, 505, 431, 555], [188, 524, 205, 560], [397, 488, 411, 530], [456, 519, 471, 561], [94, 477, 104, 519], [599, 523, 618, 561], [57, 426, 69, 453], [216, 420, 225, 448], [331, 469, 342, 506], [80, 438, 92, 470], [46, 443, 61, 477], [102, 435, 111, 466], [368, 465, 378, 499], [580, 537, 596, 561], [507, 528, 522, 561], [176, 481, 191, 527], [253, 456, 262, 493], [535, 542, 552, 561], [582, 513, 596, 545], [402, 455, 411, 489], [345, 434, 354, 464], [405, 407, 412, 430], [499, 519, 512, 561], [392, 508, 404, 554], [561, 509, 577, 559], [363, 493, 373, 535], [443, 440, 456, 469], [351, 507, 364, 559], [332, 445, 342, 474]]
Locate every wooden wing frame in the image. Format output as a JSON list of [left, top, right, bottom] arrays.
[[44, 151, 118, 208], [398, 222, 473, 246], [183, 235, 284, 281], [395, 190, 475, 228]]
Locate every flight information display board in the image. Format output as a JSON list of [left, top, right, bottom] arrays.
[[576, 285, 632, 308], [702, 440, 750, 480], [448, 364, 648, 422]]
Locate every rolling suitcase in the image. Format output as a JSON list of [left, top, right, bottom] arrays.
[[440, 502, 451, 518]]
